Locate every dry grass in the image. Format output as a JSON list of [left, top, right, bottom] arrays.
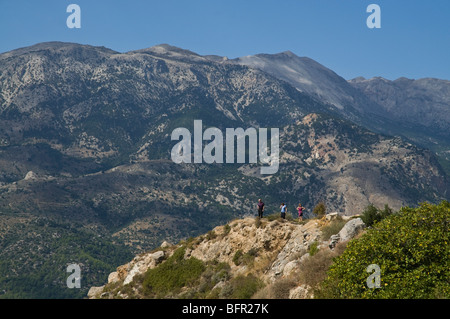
[[252, 278, 298, 299], [320, 216, 347, 240], [297, 241, 348, 288]]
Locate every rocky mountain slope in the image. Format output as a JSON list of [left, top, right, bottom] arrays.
[[0, 42, 448, 298], [231, 51, 377, 118], [349, 76, 450, 160], [88, 213, 365, 299], [233, 51, 450, 166]]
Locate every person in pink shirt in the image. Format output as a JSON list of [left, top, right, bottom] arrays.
[[297, 203, 305, 221]]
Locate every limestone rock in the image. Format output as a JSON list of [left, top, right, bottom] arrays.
[[108, 271, 120, 284], [329, 234, 340, 249], [123, 250, 166, 285], [325, 212, 339, 221], [338, 218, 365, 242], [289, 285, 312, 299], [283, 260, 300, 277], [87, 286, 104, 299], [24, 171, 38, 180], [160, 241, 172, 248], [151, 250, 165, 262]]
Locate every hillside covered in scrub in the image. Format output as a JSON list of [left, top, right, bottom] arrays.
[[88, 201, 449, 299], [1, 42, 449, 298], [87, 213, 351, 299]]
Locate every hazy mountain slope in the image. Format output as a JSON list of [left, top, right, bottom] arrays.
[[231, 50, 450, 169], [349, 76, 450, 161], [233, 52, 352, 109], [231, 51, 384, 122], [349, 76, 450, 131]]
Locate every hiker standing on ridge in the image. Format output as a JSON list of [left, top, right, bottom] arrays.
[[280, 203, 287, 219], [297, 203, 305, 221], [257, 198, 265, 218]]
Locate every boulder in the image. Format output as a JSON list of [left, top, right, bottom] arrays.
[[325, 212, 339, 221], [338, 218, 365, 242], [24, 171, 38, 180], [283, 260, 300, 277], [329, 234, 340, 249], [150, 250, 165, 262], [87, 286, 104, 299], [328, 218, 365, 249], [108, 271, 120, 284], [160, 241, 171, 249], [289, 285, 312, 299]]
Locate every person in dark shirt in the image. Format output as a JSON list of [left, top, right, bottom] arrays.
[[257, 199, 265, 218]]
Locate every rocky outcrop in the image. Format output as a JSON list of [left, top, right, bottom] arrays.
[[329, 217, 365, 249], [266, 219, 322, 282], [88, 245, 168, 299], [88, 215, 366, 299]]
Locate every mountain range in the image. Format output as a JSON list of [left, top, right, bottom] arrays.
[[0, 42, 448, 298]]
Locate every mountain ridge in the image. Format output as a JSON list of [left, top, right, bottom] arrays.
[[0, 41, 448, 298]]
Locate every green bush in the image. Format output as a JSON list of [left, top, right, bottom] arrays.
[[361, 204, 394, 227], [223, 224, 231, 235], [266, 213, 280, 221], [226, 274, 265, 299], [313, 201, 326, 218], [206, 230, 217, 240], [143, 246, 205, 297], [233, 250, 244, 266], [308, 241, 319, 256], [317, 201, 450, 299]]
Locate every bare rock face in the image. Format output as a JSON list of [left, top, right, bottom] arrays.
[[265, 220, 322, 282], [88, 250, 167, 298], [188, 218, 295, 266], [88, 216, 339, 299], [24, 171, 38, 180], [87, 286, 105, 299], [289, 285, 313, 299], [329, 218, 366, 249], [338, 218, 365, 242]]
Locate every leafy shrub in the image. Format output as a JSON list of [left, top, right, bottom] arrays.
[[266, 213, 280, 221], [143, 246, 205, 297], [222, 274, 265, 299], [317, 201, 450, 299], [313, 201, 326, 218], [206, 230, 217, 240], [223, 224, 231, 235], [360, 204, 394, 227], [233, 250, 243, 266], [242, 248, 259, 267], [308, 241, 319, 256]]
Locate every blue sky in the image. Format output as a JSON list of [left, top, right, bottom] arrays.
[[1, 0, 449, 80]]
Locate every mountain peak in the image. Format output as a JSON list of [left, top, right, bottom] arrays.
[[132, 43, 201, 57], [279, 50, 298, 57], [0, 41, 118, 59]]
